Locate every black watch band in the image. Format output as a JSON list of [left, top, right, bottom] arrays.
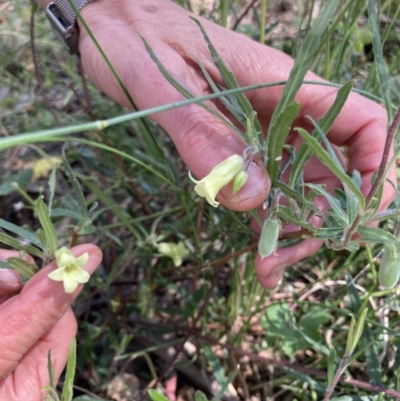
[[46, 0, 95, 55]]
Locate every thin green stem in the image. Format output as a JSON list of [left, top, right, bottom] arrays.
[[259, 0, 267, 44], [0, 80, 390, 151]]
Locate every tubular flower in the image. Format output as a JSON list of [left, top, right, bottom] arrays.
[[189, 154, 245, 207], [157, 241, 190, 267], [48, 247, 90, 293]]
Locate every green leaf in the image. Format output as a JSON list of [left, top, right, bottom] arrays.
[[36, 196, 58, 258], [0, 231, 43, 259], [148, 389, 171, 401], [266, 102, 300, 184], [346, 308, 368, 357], [261, 303, 307, 358], [0, 169, 33, 196], [276, 205, 313, 230], [190, 17, 262, 137], [139, 34, 243, 139], [299, 307, 332, 342], [345, 191, 359, 226], [0, 261, 11, 269], [7, 257, 38, 277], [297, 129, 365, 212], [289, 81, 353, 187], [47, 349, 56, 389], [306, 183, 349, 227], [313, 227, 345, 240], [62, 148, 89, 219], [327, 347, 336, 385], [195, 391, 209, 401], [48, 165, 57, 214], [203, 343, 228, 388], [346, 275, 382, 386], [61, 338, 77, 401], [0, 218, 43, 248], [357, 225, 400, 245], [194, 56, 247, 128], [269, 0, 340, 129], [367, 0, 392, 120]]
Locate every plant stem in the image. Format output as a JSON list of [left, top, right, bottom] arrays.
[[323, 357, 348, 401]]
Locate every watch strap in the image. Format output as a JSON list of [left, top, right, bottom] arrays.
[[46, 0, 96, 54]]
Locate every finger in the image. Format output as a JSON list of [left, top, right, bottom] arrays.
[[78, 5, 270, 211], [0, 309, 77, 399], [0, 244, 102, 377], [0, 250, 34, 298], [255, 238, 323, 288]]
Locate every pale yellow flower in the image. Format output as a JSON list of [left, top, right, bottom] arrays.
[[48, 247, 90, 293], [157, 241, 190, 267], [189, 154, 245, 207]]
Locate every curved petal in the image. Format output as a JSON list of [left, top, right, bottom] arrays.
[[68, 269, 90, 284], [63, 275, 79, 293], [75, 252, 89, 268], [47, 267, 66, 281]]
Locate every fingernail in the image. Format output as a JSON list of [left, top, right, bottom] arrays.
[[222, 162, 270, 204]]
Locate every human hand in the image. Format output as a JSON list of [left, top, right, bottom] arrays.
[[73, 0, 394, 286], [0, 245, 102, 400]]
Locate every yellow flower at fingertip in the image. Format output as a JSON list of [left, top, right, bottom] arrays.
[[48, 247, 90, 293], [189, 154, 246, 207]]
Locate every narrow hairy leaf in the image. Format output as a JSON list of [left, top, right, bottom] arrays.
[[357, 225, 400, 245], [346, 275, 382, 386], [7, 257, 39, 277], [367, 0, 392, 120], [195, 56, 247, 127], [327, 347, 336, 384], [36, 196, 58, 257], [48, 165, 57, 214], [0, 232, 43, 258], [0, 218, 43, 248], [61, 338, 77, 401], [139, 34, 243, 138], [297, 128, 365, 212], [190, 17, 262, 137], [289, 81, 353, 187], [267, 102, 300, 184], [277, 205, 314, 230], [269, 0, 340, 128], [313, 228, 345, 240], [306, 183, 349, 227], [47, 349, 56, 389], [62, 147, 88, 219]]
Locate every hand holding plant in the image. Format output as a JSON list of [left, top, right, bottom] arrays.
[[0, 245, 102, 399]]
